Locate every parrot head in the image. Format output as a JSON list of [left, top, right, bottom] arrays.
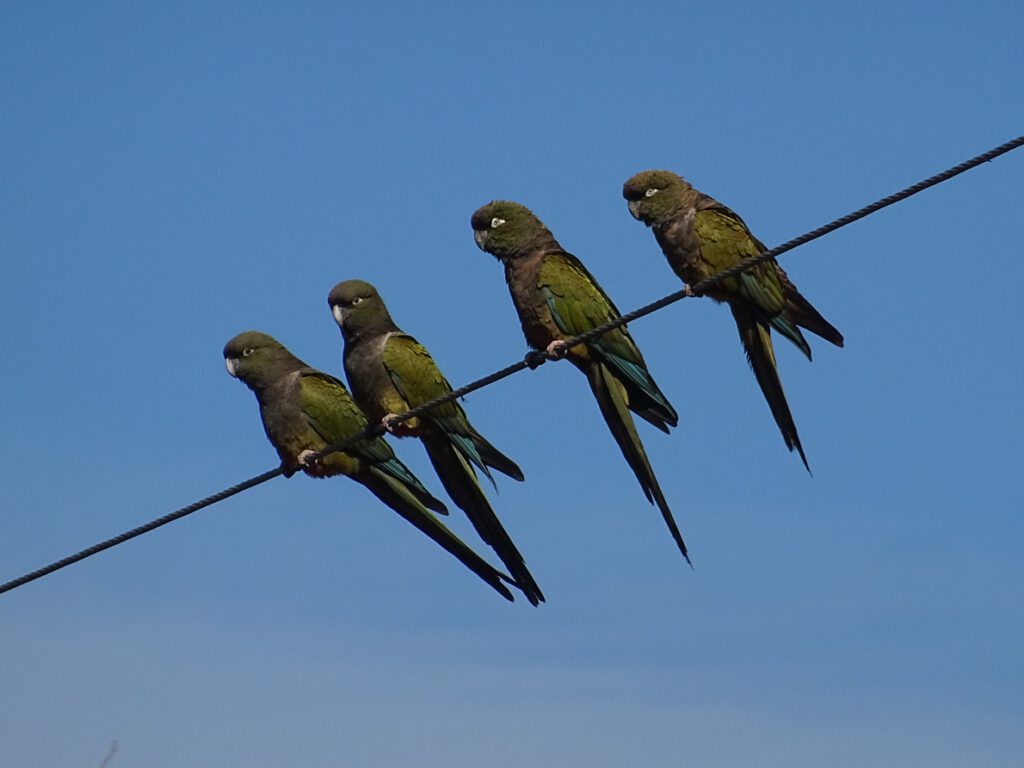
[[622, 170, 693, 226], [223, 331, 297, 387], [327, 279, 393, 338], [471, 200, 553, 261]]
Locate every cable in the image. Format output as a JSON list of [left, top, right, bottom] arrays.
[[0, 467, 289, 596], [564, 134, 1024, 349], [1, 134, 1020, 598]]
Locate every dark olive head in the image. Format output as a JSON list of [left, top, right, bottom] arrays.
[[328, 279, 394, 337], [471, 200, 554, 261], [622, 170, 692, 226], [223, 330, 299, 385]]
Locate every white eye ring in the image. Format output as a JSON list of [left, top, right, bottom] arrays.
[[644, 188, 658, 198], [491, 217, 506, 228], [242, 348, 254, 357], [351, 297, 363, 305]]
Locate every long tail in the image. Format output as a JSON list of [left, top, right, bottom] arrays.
[[423, 435, 543, 606], [598, 350, 679, 433], [583, 360, 690, 565], [731, 302, 810, 472], [358, 468, 515, 602], [778, 270, 844, 348], [469, 427, 525, 482], [374, 456, 449, 515]]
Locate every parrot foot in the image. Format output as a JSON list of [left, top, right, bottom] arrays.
[[382, 413, 402, 433], [683, 284, 696, 298], [545, 339, 569, 359], [524, 350, 546, 369], [297, 449, 320, 468]]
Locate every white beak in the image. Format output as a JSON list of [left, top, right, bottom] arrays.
[[225, 357, 240, 377], [627, 199, 642, 220], [473, 229, 487, 251], [332, 304, 345, 327]]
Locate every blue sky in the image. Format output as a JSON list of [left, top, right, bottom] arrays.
[[2, 2, 1022, 765]]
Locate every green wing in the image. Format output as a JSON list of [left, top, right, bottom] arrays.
[[538, 252, 676, 423], [381, 334, 464, 425], [298, 369, 367, 445], [695, 208, 809, 356], [299, 369, 424, 489], [539, 253, 640, 362], [382, 334, 492, 481]]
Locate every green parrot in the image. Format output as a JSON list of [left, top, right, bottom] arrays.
[[623, 170, 844, 470], [471, 201, 690, 565], [327, 279, 545, 606], [223, 330, 516, 602]]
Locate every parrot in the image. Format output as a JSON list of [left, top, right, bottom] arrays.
[[622, 170, 844, 470], [327, 279, 545, 606], [223, 330, 516, 602], [470, 200, 690, 565]]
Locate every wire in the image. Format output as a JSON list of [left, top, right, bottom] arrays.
[[1, 134, 1021, 598], [563, 134, 1024, 348], [0, 467, 288, 596]]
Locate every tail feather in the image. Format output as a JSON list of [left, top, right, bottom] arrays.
[[423, 435, 544, 606], [731, 302, 810, 472], [447, 431, 497, 487], [470, 427, 526, 482], [378, 456, 449, 515], [599, 352, 678, 433], [779, 272, 844, 348], [768, 313, 813, 361], [583, 360, 690, 565], [358, 468, 515, 602]]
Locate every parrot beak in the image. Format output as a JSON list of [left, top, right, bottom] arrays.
[[473, 229, 488, 251], [331, 303, 346, 328], [225, 357, 240, 377], [627, 199, 642, 221]]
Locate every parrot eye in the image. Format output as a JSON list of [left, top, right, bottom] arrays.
[[491, 217, 506, 229], [351, 297, 363, 306], [644, 188, 659, 198], [242, 348, 255, 357]]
